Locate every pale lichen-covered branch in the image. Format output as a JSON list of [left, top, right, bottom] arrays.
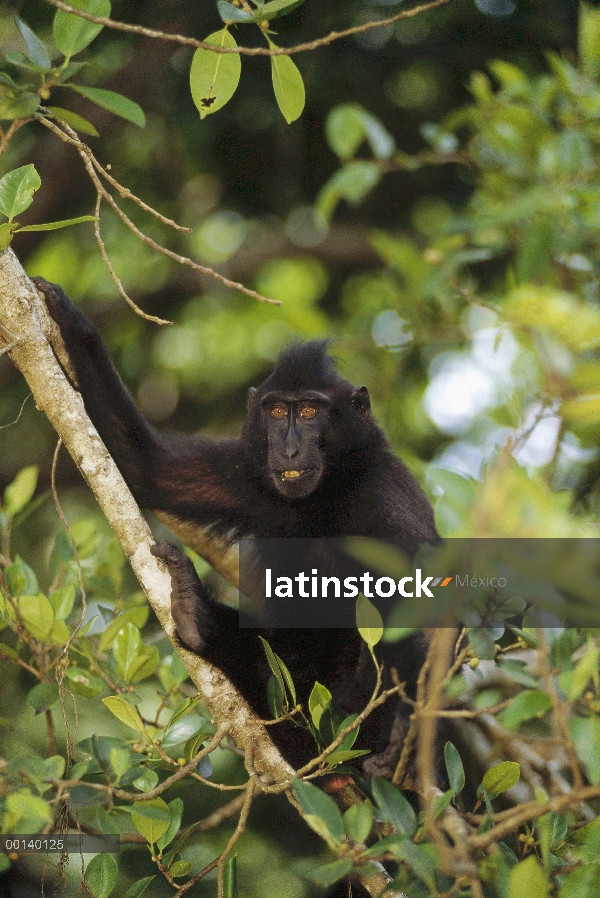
[[0, 246, 293, 782]]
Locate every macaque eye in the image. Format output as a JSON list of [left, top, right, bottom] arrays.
[[270, 405, 287, 419], [299, 405, 317, 419]]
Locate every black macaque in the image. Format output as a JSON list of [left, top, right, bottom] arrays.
[[34, 277, 439, 778]]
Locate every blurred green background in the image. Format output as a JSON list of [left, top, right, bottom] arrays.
[[3, 0, 600, 894], [0, 0, 582, 526]]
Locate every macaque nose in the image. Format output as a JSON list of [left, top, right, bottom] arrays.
[[285, 424, 299, 457]]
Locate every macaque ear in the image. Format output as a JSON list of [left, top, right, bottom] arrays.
[[351, 385, 370, 415], [248, 387, 258, 410]]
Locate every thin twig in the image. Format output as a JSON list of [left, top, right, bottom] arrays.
[[79, 134, 191, 233], [393, 642, 434, 786], [42, 0, 454, 56], [39, 117, 280, 308], [92, 191, 171, 324], [0, 119, 30, 158], [196, 790, 256, 832], [535, 628, 583, 789], [0, 393, 30, 429], [51, 437, 88, 765], [469, 783, 600, 851]]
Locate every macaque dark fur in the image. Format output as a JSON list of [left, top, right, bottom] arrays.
[[35, 277, 439, 777]]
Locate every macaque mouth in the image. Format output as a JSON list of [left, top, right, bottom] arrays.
[[281, 469, 310, 480]]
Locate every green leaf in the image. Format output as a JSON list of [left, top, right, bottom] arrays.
[[131, 798, 171, 845], [558, 864, 600, 898], [27, 681, 60, 713], [307, 859, 353, 888], [270, 43, 305, 124], [467, 627, 496, 660], [66, 667, 104, 698], [432, 788, 455, 817], [190, 28, 241, 119], [335, 714, 360, 751], [388, 838, 437, 890], [3, 465, 38, 516], [254, 0, 307, 22], [497, 660, 539, 689], [132, 767, 158, 792], [363, 834, 409, 858], [6, 556, 38, 595], [184, 729, 213, 764], [113, 621, 150, 682], [49, 618, 70, 645], [169, 859, 192, 878], [481, 761, 521, 797], [580, 1, 600, 75], [69, 784, 107, 807], [4, 789, 52, 832], [0, 221, 14, 250], [122, 877, 156, 898], [316, 161, 380, 221], [259, 635, 285, 692], [360, 110, 395, 160], [109, 746, 131, 780], [558, 641, 599, 700], [570, 717, 600, 785], [0, 91, 39, 121], [68, 84, 145, 127], [54, 0, 111, 59], [91, 734, 130, 778], [325, 748, 370, 766], [0, 165, 40, 223], [326, 103, 394, 162], [217, 2, 254, 23], [17, 593, 55, 641], [158, 653, 189, 690], [15, 18, 51, 70], [223, 854, 238, 898], [162, 697, 201, 736], [356, 593, 383, 647], [56, 60, 88, 82], [293, 779, 344, 847], [126, 645, 159, 682], [497, 691, 552, 730], [4, 51, 46, 72], [44, 754, 65, 780], [19, 215, 98, 232], [266, 673, 285, 718], [326, 104, 367, 162], [46, 106, 99, 137], [84, 853, 118, 898], [507, 626, 539, 648], [161, 716, 209, 754], [509, 855, 549, 898], [102, 696, 145, 734], [49, 585, 76, 621], [162, 821, 197, 869], [98, 606, 149, 652], [344, 800, 374, 844], [156, 798, 184, 851], [371, 777, 417, 837], [274, 652, 297, 706], [444, 742, 465, 795], [308, 681, 332, 729]]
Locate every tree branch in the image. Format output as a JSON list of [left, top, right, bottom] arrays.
[[0, 246, 293, 783], [42, 0, 453, 56]]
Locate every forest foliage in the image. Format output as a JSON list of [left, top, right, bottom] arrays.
[[1, 1, 600, 897]]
